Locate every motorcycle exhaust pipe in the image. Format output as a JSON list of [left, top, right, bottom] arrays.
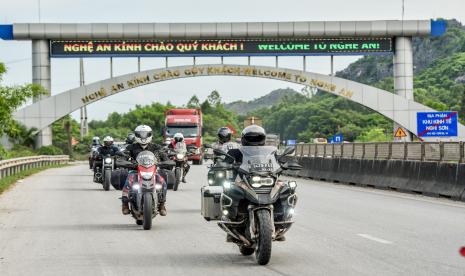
[[217, 221, 252, 247]]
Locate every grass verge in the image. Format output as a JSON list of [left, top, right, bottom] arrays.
[[0, 164, 68, 195]]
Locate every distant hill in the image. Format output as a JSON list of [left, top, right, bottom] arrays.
[[336, 19, 465, 85], [224, 88, 299, 115]]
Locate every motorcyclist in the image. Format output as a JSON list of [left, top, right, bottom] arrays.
[[92, 136, 101, 147], [126, 133, 135, 145], [168, 133, 190, 183], [224, 125, 272, 242], [121, 125, 168, 216], [213, 127, 240, 152], [93, 136, 120, 179], [89, 136, 101, 169], [227, 125, 267, 164], [98, 136, 120, 156]]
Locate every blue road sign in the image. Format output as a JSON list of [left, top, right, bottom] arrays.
[[287, 140, 296, 145], [333, 133, 343, 143], [417, 112, 458, 137]]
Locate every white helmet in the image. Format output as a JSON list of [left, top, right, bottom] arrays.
[[174, 133, 184, 143], [103, 136, 114, 147], [134, 125, 153, 148], [92, 136, 100, 145]]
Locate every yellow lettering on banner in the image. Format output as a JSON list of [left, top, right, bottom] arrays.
[[243, 68, 253, 75], [127, 75, 150, 88], [96, 44, 111, 51], [338, 88, 353, 98], [153, 70, 180, 80], [78, 66, 355, 105], [111, 83, 125, 93], [81, 87, 107, 104]]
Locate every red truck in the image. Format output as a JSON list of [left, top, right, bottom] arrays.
[[164, 108, 204, 164]]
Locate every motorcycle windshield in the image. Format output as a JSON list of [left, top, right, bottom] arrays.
[[239, 146, 280, 174], [136, 151, 157, 168]]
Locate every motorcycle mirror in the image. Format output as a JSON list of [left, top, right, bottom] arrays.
[[278, 146, 295, 162], [282, 146, 295, 156], [282, 161, 302, 171], [213, 148, 235, 162]]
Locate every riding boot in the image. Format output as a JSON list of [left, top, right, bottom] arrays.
[[121, 196, 130, 215], [158, 202, 167, 216]]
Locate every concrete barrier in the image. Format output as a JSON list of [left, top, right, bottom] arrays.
[[288, 157, 465, 202]]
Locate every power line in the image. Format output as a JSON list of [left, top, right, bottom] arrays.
[[4, 58, 31, 64]]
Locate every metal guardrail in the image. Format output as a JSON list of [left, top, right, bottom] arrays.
[[295, 142, 465, 163], [0, 155, 69, 179]]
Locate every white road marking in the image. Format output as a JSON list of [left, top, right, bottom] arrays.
[[357, 234, 393, 244]]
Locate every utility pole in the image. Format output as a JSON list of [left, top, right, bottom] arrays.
[[37, 0, 41, 22], [79, 58, 88, 138]]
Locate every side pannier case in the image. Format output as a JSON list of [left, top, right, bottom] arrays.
[[201, 185, 223, 221]]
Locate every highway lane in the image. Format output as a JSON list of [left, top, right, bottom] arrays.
[[1, 163, 465, 275]]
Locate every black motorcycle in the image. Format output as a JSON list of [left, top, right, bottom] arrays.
[[167, 147, 195, 191], [93, 154, 113, 191], [204, 144, 234, 187], [208, 146, 301, 265]]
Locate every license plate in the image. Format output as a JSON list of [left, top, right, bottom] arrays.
[[251, 163, 273, 171]]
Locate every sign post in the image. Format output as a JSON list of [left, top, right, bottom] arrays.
[[417, 111, 458, 138], [329, 133, 343, 144]]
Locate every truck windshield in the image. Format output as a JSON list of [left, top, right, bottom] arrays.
[[166, 126, 198, 138]]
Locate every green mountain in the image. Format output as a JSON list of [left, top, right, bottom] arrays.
[[224, 88, 299, 115], [247, 19, 465, 142], [337, 19, 465, 85]]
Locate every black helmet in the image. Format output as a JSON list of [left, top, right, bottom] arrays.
[[126, 133, 135, 144], [241, 125, 266, 146], [217, 127, 232, 144]]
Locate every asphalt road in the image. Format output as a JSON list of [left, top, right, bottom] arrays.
[[1, 162, 465, 275]]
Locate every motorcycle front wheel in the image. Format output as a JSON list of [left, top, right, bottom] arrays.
[[143, 193, 153, 230], [173, 167, 181, 191], [255, 209, 272, 265], [103, 170, 111, 191]]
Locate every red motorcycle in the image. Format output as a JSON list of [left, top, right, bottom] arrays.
[[119, 150, 173, 230]]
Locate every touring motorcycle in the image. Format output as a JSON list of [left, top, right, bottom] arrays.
[[202, 146, 302, 265]]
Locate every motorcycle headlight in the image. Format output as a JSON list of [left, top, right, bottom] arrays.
[[140, 171, 154, 180], [176, 153, 185, 159], [132, 184, 140, 191], [250, 176, 274, 188], [155, 184, 162, 190], [216, 171, 224, 178], [288, 181, 297, 189], [104, 157, 112, 164], [223, 180, 231, 189], [208, 179, 214, 185]]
